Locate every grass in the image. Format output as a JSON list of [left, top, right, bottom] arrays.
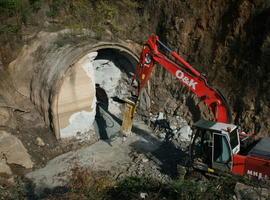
[[0, 166, 269, 200], [36, 167, 237, 200]]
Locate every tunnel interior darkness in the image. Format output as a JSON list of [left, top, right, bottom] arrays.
[[95, 48, 137, 75]]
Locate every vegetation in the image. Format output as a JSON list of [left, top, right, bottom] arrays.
[[0, 0, 42, 65], [2, 166, 261, 200], [36, 169, 270, 200], [0, 0, 149, 66], [1, 167, 269, 199], [45, 0, 146, 40], [0, 0, 142, 37], [0, 177, 28, 200], [0, 0, 42, 32]]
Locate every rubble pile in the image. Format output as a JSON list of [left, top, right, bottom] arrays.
[[149, 112, 192, 150]]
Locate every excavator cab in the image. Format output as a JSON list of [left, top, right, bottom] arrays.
[[190, 119, 240, 173]]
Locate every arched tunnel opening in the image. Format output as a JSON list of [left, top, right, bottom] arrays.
[[93, 48, 138, 140], [56, 47, 139, 139]]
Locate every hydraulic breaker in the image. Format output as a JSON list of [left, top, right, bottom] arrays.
[[120, 97, 137, 136]]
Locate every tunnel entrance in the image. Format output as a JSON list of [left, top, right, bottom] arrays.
[[93, 48, 137, 140], [57, 46, 138, 139]]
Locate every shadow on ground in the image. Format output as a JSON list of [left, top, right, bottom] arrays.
[[97, 108, 188, 178], [94, 104, 189, 179], [130, 125, 189, 178]]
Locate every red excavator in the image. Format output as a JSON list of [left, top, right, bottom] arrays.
[[121, 34, 270, 180]]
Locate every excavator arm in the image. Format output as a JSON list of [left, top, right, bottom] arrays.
[[136, 34, 231, 123], [121, 34, 232, 135]]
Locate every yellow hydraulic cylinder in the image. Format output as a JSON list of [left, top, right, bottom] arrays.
[[121, 98, 136, 136]]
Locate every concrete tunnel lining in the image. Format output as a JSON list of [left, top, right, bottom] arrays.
[[50, 43, 140, 139], [57, 52, 98, 138]]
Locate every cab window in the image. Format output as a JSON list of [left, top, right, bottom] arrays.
[[229, 129, 239, 149], [213, 133, 231, 163]]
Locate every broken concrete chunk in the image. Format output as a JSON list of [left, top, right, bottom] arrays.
[[158, 132, 166, 139], [0, 107, 10, 126], [0, 131, 33, 169], [142, 158, 149, 163], [157, 112, 165, 120], [234, 182, 269, 200], [178, 125, 192, 141], [140, 192, 148, 199], [35, 137, 45, 147]]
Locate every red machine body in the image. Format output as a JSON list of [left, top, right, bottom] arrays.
[[232, 137, 270, 180], [133, 34, 270, 180], [233, 154, 270, 180]]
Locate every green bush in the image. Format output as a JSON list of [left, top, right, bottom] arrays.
[[0, 0, 23, 16], [108, 176, 162, 199], [46, 0, 65, 18], [29, 0, 42, 12]]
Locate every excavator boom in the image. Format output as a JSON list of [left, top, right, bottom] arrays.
[[121, 35, 231, 135], [130, 34, 231, 123]]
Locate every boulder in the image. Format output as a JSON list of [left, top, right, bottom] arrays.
[[0, 159, 12, 176], [0, 131, 33, 169], [35, 137, 45, 147], [234, 182, 270, 200], [177, 125, 192, 141], [0, 107, 10, 126]]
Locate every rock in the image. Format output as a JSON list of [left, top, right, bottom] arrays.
[[170, 125, 177, 130], [167, 115, 187, 129], [0, 107, 10, 126], [0, 59, 3, 70], [142, 158, 149, 163], [139, 89, 151, 112], [140, 192, 148, 199], [0, 131, 33, 169], [164, 99, 178, 115], [177, 125, 192, 141], [35, 137, 45, 147], [177, 165, 186, 180], [249, 103, 255, 111], [0, 159, 12, 176], [157, 112, 165, 120], [158, 132, 166, 139], [234, 182, 269, 200]]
